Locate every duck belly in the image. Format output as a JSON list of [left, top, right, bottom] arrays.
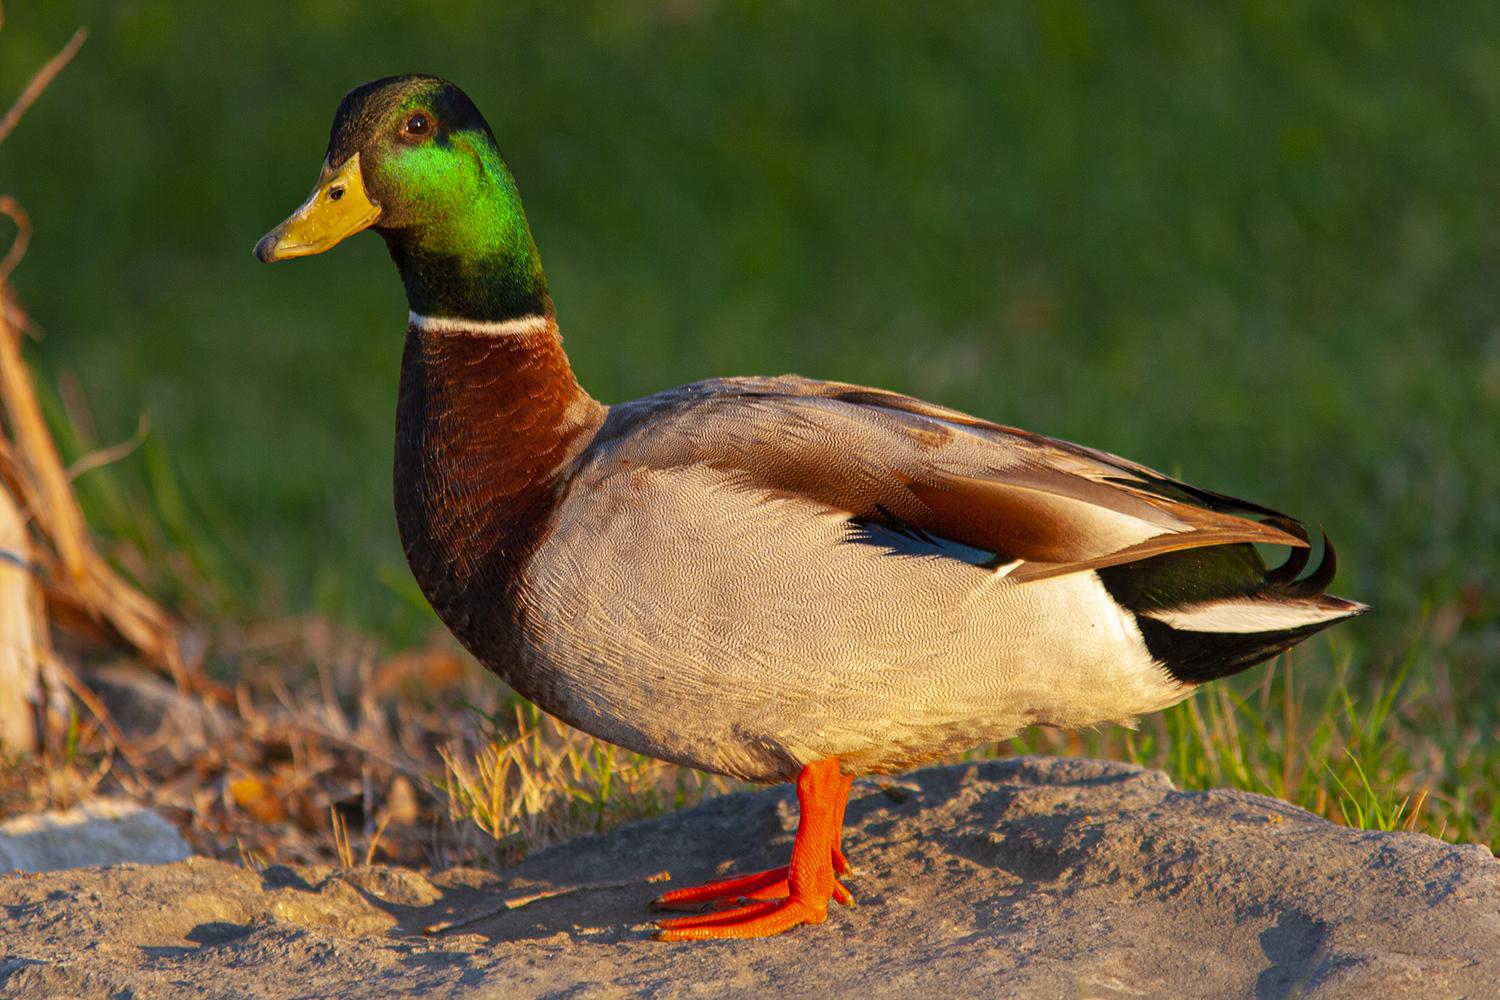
[[513, 466, 1190, 783]]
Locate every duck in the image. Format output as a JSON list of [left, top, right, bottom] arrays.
[[255, 75, 1366, 940]]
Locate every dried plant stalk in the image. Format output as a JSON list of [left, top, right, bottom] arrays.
[[0, 277, 185, 683], [0, 480, 40, 750], [0, 25, 89, 150], [0, 286, 184, 679], [0, 17, 183, 754]]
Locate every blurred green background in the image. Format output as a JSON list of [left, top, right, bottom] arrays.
[[1, 2, 1496, 668]]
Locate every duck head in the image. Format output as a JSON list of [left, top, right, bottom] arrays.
[[255, 75, 551, 321]]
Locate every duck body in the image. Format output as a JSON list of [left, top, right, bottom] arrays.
[[393, 316, 1354, 784], [259, 75, 1365, 939]]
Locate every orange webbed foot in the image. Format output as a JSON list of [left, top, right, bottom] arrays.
[[651, 857, 855, 911], [653, 759, 854, 940], [655, 895, 827, 940]]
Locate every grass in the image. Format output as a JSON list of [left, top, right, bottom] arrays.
[[1005, 644, 1459, 840], [0, 5, 1494, 860], [439, 702, 731, 863]]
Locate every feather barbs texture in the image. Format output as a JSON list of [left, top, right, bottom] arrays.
[[517, 461, 1185, 782], [587, 375, 1303, 579]]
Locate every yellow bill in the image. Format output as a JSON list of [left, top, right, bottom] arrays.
[[254, 152, 381, 262]]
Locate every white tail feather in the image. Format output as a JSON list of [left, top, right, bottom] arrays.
[[1144, 598, 1355, 634]]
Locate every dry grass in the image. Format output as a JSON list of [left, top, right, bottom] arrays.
[[439, 701, 732, 863]]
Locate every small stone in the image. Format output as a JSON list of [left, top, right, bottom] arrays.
[[0, 798, 190, 873]]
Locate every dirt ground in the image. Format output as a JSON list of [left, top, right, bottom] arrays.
[[2, 757, 1497, 999]]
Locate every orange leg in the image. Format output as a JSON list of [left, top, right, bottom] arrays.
[[654, 758, 855, 940]]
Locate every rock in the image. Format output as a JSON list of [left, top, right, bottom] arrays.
[[0, 757, 1495, 998], [0, 797, 190, 873]]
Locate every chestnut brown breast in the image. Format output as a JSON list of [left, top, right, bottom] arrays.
[[393, 322, 604, 680]]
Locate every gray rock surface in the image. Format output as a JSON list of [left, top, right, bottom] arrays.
[[0, 757, 1494, 999], [0, 798, 190, 874]]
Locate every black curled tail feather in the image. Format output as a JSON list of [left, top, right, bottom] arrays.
[[1097, 528, 1366, 685]]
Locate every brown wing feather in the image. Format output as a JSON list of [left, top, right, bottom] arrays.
[[586, 375, 1308, 582], [897, 469, 1302, 575]]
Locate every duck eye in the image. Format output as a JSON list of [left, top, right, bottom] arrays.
[[402, 112, 432, 138]]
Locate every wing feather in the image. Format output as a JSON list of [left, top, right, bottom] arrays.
[[584, 375, 1308, 582]]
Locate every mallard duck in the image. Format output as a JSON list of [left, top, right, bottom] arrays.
[[255, 76, 1365, 940]]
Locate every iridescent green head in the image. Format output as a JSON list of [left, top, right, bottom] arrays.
[[255, 75, 550, 322]]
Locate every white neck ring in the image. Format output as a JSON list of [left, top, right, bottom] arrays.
[[407, 311, 552, 337]]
